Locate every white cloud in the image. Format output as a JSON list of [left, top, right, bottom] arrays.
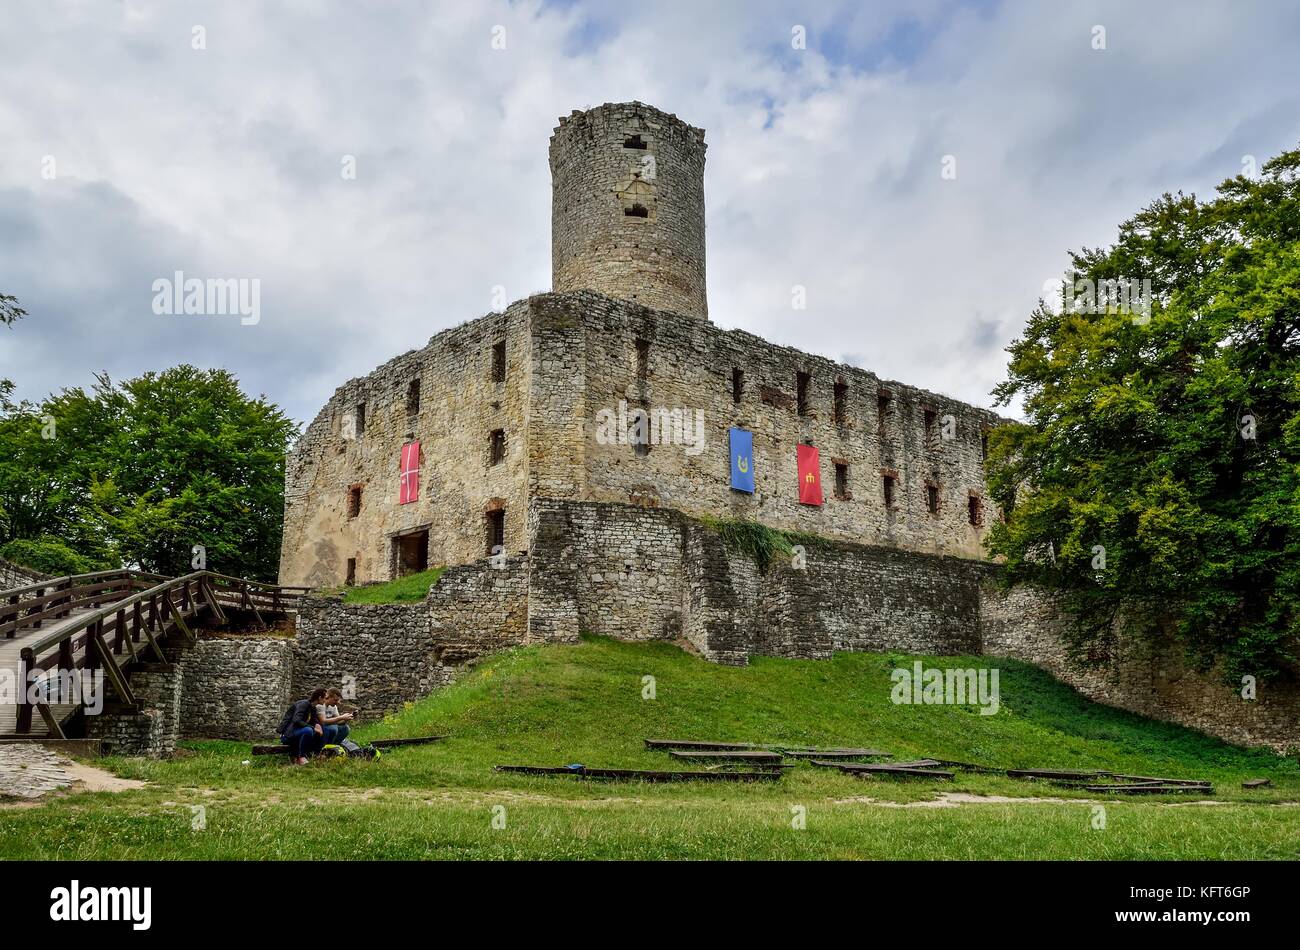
[[1, 0, 1298, 424]]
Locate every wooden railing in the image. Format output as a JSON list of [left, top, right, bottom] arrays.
[[7, 570, 311, 736], [1, 570, 169, 639]]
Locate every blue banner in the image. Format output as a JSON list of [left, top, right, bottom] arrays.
[[730, 427, 755, 493]]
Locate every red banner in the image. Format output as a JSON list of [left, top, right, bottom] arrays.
[[399, 441, 420, 504], [797, 444, 822, 506]]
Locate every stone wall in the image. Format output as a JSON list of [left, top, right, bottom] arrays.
[[0, 557, 51, 589], [279, 298, 534, 588], [293, 555, 530, 720], [526, 498, 990, 666], [529, 290, 1004, 560], [179, 636, 295, 739], [87, 661, 183, 758], [981, 584, 1300, 752]]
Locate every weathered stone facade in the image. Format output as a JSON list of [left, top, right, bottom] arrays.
[[292, 555, 530, 721], [178, 637, 295, 740], [0, 557, 50, 589], [981, 585, 1300, 752], [87, 660, 183, 757]]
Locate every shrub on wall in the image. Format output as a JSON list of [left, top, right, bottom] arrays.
[[0, 537, 99, 577]]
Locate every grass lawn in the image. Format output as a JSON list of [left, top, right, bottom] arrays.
[[336, 567, 445, 604], [2, 636, 1298, 860]]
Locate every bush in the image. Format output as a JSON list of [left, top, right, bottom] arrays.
[[0, 537, 100, 577]]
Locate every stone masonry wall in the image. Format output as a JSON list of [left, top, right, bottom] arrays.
[[293, 555, 529, 720], [529, 290, 1005, 560], [179, 637, 295, 739], [0, 557, 51, 589], [280, 297, 534, 588], [981, 584, 1300, 752], [87, 660, 183, 758], [526, 498, 988, 666]]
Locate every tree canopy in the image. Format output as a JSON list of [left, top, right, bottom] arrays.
[[0, 365, 297, 581], [987, 147, 1300, 681]]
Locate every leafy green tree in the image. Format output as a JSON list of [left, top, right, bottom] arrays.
[[0, 537, 96, 576], [987, 147, 1300, 682], [1, 293, 26, 408], [0, 366, 297, 581]]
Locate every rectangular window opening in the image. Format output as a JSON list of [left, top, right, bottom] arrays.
[[968, 495, 983, 527], [926, 483, 940, 515], [395, 530, 429, 577], [346, 485, 362, 519], [489, 429, 506, 466], [406, 378, 421, 416], [486, 509, 505, 556], [635, 338, 650, 379], [731, 367, 744, 405], [833, 379, 848, 426], [796, 371, 811, 416], [345, 558, 356, 586], [877, 390, 892, 423], [492, 340, 507, 383], [834, 462, 849, 500], [882, 474, 896, 508], [923, 409, 937, 447], [355, 403, 367, 436]]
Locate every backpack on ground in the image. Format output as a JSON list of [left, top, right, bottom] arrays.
[[341, 738, 381, 759]]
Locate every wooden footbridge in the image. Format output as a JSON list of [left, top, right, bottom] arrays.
[[0, 569, 309, 739]]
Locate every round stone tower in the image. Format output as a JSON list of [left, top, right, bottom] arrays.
[[550, 101, 708, 320]]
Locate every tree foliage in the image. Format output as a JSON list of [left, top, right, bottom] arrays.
[[0, 365, 297, 581], [987, 147, 1300, 681]]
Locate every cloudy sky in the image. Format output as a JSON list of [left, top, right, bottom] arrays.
[[2, 0, 1298, 427]]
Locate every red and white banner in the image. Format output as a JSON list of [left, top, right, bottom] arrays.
[[796, 444, 822, 506], [399, 441, 420, 504]]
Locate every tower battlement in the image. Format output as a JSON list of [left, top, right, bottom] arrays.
[[550, 102, 708, 320]]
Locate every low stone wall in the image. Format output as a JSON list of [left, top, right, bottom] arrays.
[[87, 661, 183, 757], [526, 498, 990, 665], [0, 557, 51, 590], [179, 636, 296, 739], [980, 584, 1300, 752], [294, 555, 530, 720]]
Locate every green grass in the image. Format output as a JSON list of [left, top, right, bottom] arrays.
[[3, 636, 1298, 860], [339, 567, 445, 604]]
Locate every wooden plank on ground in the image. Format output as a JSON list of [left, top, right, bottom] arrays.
[[1242, 778, 1272, 789], [1083, 784, 1213, 795], [1007, 768, 1104, 780], [494, 765, 781, 783], [781, 748, 890, 759], [370, 735, 446, 749], [668, 750, 783, 764], [644, 739, 761, 751], [849, 766, 954, 779]]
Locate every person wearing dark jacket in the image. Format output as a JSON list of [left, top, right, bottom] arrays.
[[278, 688, 328, 764]]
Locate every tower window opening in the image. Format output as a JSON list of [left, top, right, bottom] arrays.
[[347, 485, 363, 519], [489, 429, 507, 466], [355, 403, 366, 436], [833, 379, 848, 426], [882, 473, 897, 508], [877, 389, 892, 423], [486, 509, 505, 556], [406, 378, 421, 416], [926, 483, 940, 515], [345, 558, 356, 586], [635, 338, 650, 379], [731, 368, 744, 404], [623, 134, 647, 149], [625, 203, 649, 218], [796, 371, 811, 416], [968, 494, 984, 527], [492, 340, 507, 382]]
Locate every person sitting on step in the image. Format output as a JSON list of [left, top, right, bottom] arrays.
[[277, 688, 328, 765], [315, 687, 355, 746]]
